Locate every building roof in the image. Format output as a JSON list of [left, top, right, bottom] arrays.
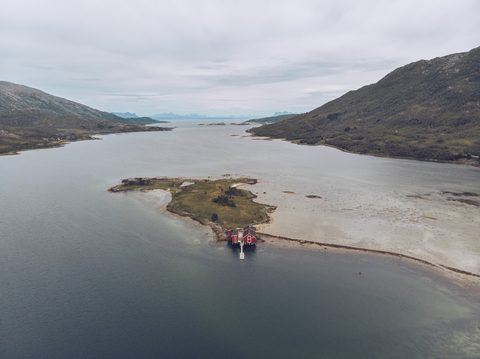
[[243, 228, 256, 237]]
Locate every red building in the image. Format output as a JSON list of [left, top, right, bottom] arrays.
[[227, 226, 258, 245], [243, 225, 257, 245], [231, 230, 239, 244], [227, 228, 240, 245]]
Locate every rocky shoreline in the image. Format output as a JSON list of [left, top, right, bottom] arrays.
[[110, 178, 480, 282], [108, 176, 275, 239]]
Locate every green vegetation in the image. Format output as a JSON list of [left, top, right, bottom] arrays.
[[116, 116, 169, 125], [0, 109, 172, 155], [0, 81, 173, 154], [241, 113, 297, 125], [212, 194, 236, 207], [249, 47, 480, 165], [110, 177, 273, 229]]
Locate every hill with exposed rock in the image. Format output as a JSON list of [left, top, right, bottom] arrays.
[[0, 82, 172, 155], [249, 47, 480, 164], [0, 81, 126, 121]]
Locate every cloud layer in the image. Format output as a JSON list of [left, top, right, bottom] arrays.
[[1, 0, 479, 116]]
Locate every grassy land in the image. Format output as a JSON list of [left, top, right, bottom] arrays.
[[251, 116, 480, 166], [109, 177, 274, 230], [249, 47, 480, 165], [0, 109, 172, 155], [240, 113, 297, 125]]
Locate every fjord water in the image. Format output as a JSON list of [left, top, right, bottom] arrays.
[[1, 121, 479, 358]]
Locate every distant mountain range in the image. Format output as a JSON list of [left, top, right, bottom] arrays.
[[113, 111, 257, 120], [150, 112, 296, 121], [250, 47, 480, 164], [111, 112, 139, 118], [0, 81, 171, 155], [151, 113, 251, 120]]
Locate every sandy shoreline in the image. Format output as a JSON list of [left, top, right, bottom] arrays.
[[110, 177, 480, 283], [249, 179, 480, 279], [259, 233, 480, 277]]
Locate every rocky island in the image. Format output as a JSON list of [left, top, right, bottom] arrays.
[[108, 174, 480, 280], [109, 176, 276, 241]]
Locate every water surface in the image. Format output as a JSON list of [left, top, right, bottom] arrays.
[[1, 120, 479, 358]]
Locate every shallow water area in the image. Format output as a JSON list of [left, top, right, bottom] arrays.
[[1, 119, 479, 358]]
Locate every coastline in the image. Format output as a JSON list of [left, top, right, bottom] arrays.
[[249, 134, 480, 168], [0, 126, 173, 156], [259, 233, 480, 279], [108, 176, 275, 240], [109, 179, 480, 282]]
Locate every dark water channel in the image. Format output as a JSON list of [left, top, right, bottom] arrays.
[[1, 121, 479, 358]]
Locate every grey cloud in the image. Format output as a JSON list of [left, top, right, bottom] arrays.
[[192, 64, 231, 70], [188, 57, 402, 88], [1, 0, 479, 116]]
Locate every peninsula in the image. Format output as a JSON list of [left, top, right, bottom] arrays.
[[109, 175, 480, 280], [0, 81, 173, 155], [108, 176, 276, 240]]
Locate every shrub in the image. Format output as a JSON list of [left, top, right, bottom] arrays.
[[212, 195, 236, 207]]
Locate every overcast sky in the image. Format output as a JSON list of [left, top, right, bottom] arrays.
[[1, 0, 479, 117]]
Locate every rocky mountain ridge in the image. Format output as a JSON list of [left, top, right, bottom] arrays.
[[250, 47, 480, 163], [0, 81, 123, 122], [0, 82, 171, 155]]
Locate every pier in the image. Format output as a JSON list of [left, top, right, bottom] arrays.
[[227, 226, 256, 260]]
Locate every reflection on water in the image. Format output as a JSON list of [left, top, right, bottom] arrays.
[[0, 120, 479, 358]]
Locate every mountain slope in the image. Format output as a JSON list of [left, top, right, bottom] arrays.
[[241, 113, 298, 125], [111, 112, 169, 124], [0, 81, 125, 122], [0, 82, 172, 155], [250, 47, 480, 163], [0, 109, 171, 155]]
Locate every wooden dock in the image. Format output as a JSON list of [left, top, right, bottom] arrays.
[[240, 241, 245, 260]]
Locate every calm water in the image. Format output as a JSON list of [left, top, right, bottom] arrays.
[[1, 120, 479, 358]]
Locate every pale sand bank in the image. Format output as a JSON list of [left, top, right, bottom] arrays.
[[122, 179, 480, 282], [249, 180, 480, 278]]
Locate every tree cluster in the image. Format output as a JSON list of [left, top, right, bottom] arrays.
[[122, 178, 151, 186], [212, 195, 236, 207], [225, 187, 241, 196]]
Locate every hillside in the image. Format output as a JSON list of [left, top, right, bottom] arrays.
[[241, 113, 298, 125], [111, 112, 169, 124], [126, 117, 169, 125], [0, 82, 172, 155], [250, 47, 480, 163], [0, 109, 171, 155], [0, 81, 126, 122]]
